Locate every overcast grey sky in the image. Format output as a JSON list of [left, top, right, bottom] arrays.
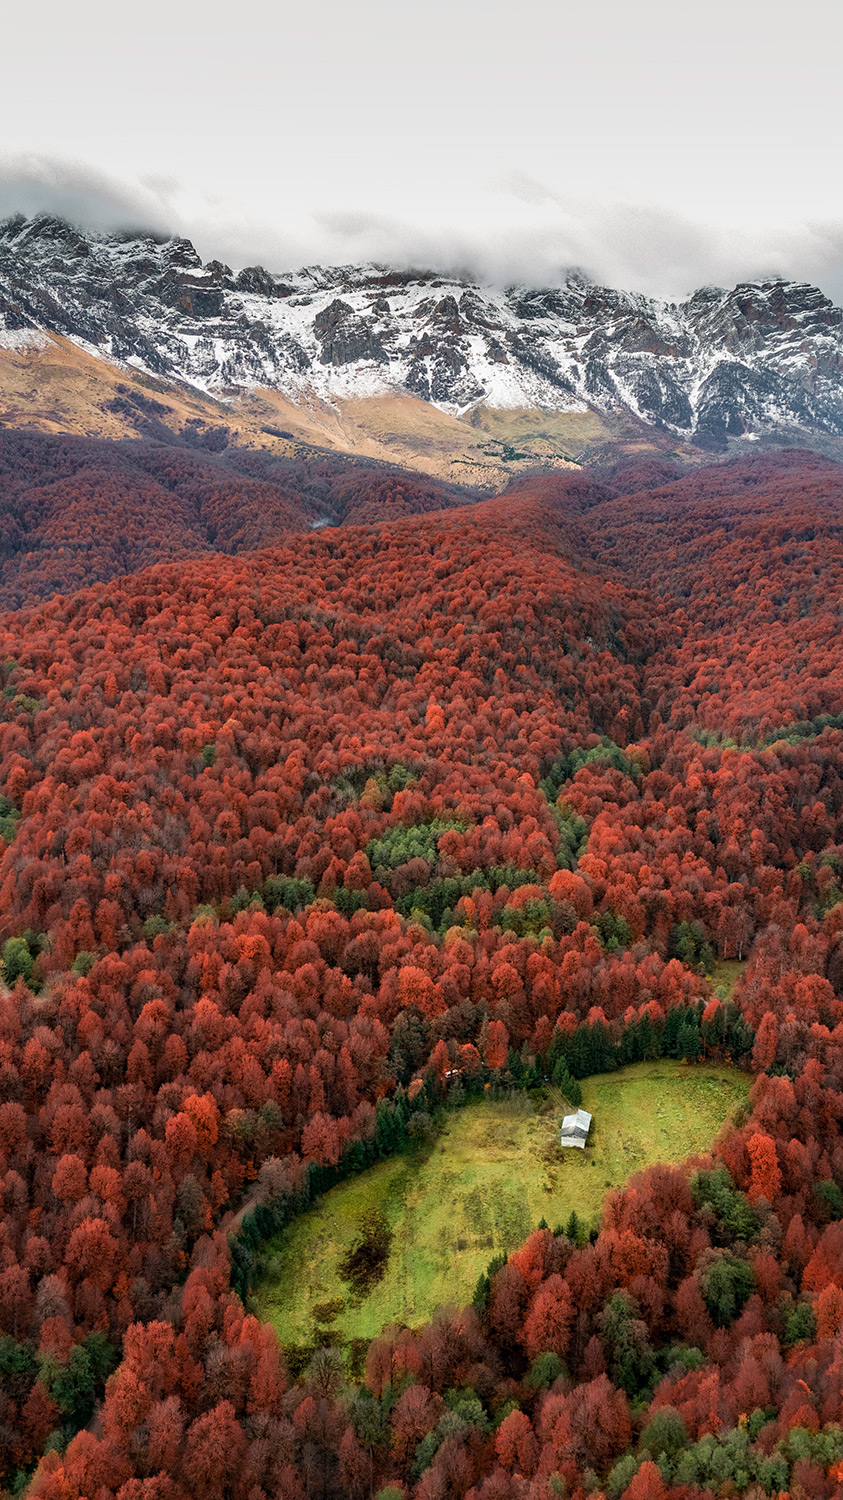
[[3, 0, 843, 298]]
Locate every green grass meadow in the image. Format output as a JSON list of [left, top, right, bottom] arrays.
[[709, 958, 746, 999], [252, 1061, 749, 1354]]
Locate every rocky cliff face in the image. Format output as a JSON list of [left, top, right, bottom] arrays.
[[2, 212, 843, 449]]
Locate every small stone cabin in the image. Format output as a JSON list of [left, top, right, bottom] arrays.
[[560, 1108, 592, 1149]]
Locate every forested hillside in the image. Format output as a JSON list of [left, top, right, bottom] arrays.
[[0, 431, 464, 610], [1, 449, 843, 1499]]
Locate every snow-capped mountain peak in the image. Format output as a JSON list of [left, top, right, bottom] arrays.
[[2, 212, 843, 449]]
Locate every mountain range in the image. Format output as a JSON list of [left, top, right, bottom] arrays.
[[2, 212, 843, 476]]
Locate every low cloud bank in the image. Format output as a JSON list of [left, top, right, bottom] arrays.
[[2, 153, 842, 304]]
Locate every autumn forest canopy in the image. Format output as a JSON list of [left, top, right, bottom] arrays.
[[1, 435, 843, 1500]]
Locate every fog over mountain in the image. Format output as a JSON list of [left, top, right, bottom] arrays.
[[3, 155, 843, 306], [1, 0, 842, 301]]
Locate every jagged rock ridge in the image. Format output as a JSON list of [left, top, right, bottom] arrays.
[[2, 212, 843, 448]]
